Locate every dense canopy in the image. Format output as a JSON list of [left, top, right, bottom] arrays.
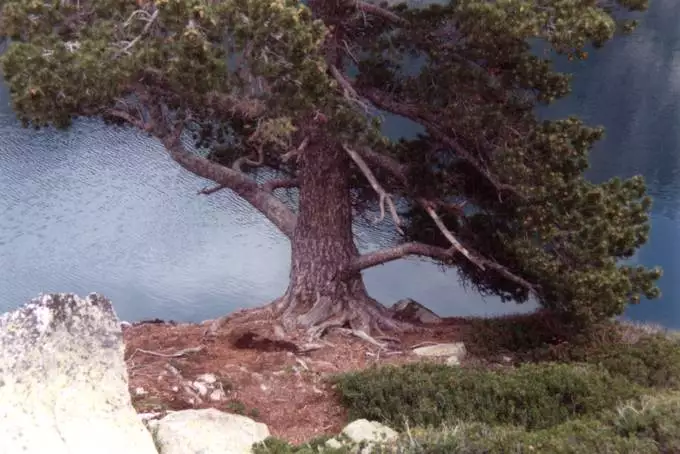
[[0, 0, 662, 337]]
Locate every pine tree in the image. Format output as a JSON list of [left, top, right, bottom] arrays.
[[0, 0, 661, 341]]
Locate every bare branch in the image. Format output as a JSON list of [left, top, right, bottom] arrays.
[[330, 65, 371, 113], [344, 144, 403, 234], [116, 9, 159, 57], [281, 137, 309, 163], [232, 145, 265, 172], [419, 198, 484, 270], [157, 133, 297, 238], [123, 9, 153, 28], [346, 0, 409, 26], [108, 107, 152, 132]]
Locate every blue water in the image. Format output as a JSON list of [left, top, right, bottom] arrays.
[[542, 0, 680, 326], [0, 0, 679, 326]]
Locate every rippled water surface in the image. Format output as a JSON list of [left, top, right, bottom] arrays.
[[1, 0, 679, 325]]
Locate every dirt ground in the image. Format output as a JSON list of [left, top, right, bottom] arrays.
[[123, 317, 478, 444]]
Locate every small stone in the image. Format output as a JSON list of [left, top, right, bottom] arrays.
[[171, 385, 179, 392], [134, 386, 148, 396], [326, 438, 344, 449], [209, 389, 226, 402], [252, 372, 264, 381], [260, 384, 268, 392], [502, 355, 513, 363], [342, 419, 399, 445], [191, 381, 209, 397], [446, 356, 461, 366], [413, 342, 466, 359], [196, 373, 217, 384], [120, 321, 132, 328]]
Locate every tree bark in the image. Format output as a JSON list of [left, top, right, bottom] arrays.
[[273, 139, 400, 335]]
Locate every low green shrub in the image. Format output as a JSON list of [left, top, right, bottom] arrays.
[[253, 436, 351, 454], [252, 420, 657, 454], [372, 420, 657, 454], [464, 311, 574, 358], [467, 313, 680, 389], [569, 334, 680, 389], [333, 362, 642, 431], [607, 392, 680, 453]]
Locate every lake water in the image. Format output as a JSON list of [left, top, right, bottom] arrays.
[[1, 0, 679, 326]]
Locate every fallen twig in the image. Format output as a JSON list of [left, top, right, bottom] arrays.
[[126, 345, 205, 363]]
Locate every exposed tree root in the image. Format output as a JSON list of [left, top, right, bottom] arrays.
[[202, 290, 415, 351]]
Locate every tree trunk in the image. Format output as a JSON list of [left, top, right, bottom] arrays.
[[273, 140, 399, 336]]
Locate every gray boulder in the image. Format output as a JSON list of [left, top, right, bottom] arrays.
[[148, 408, 270, 454], [390, 298, 442, 324], [0, 293, 158, 454]]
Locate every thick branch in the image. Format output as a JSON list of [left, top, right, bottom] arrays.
[[109, 106, 297, 238], [160, 135, 297, 238], [350, 242, 536, 293]]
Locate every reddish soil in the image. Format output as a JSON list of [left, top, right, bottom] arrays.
[[123, 317, 475, 444]]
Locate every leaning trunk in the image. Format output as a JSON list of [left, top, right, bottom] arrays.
[[274, 140, 398, 335]]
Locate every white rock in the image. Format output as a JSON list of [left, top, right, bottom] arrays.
[[209, 388, 227, 402], [342, 419, 399, 445], [446, 356, 461, 366], [192, 380, 209, 397], [196, 373, 217, 384], [413, 342, 466, 359], [152, 408, 270, 454], [121, 321, 132, 328], [0, 293, 158, 454], [325, 438, 344, 449], [134, 387, 148, 396]]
